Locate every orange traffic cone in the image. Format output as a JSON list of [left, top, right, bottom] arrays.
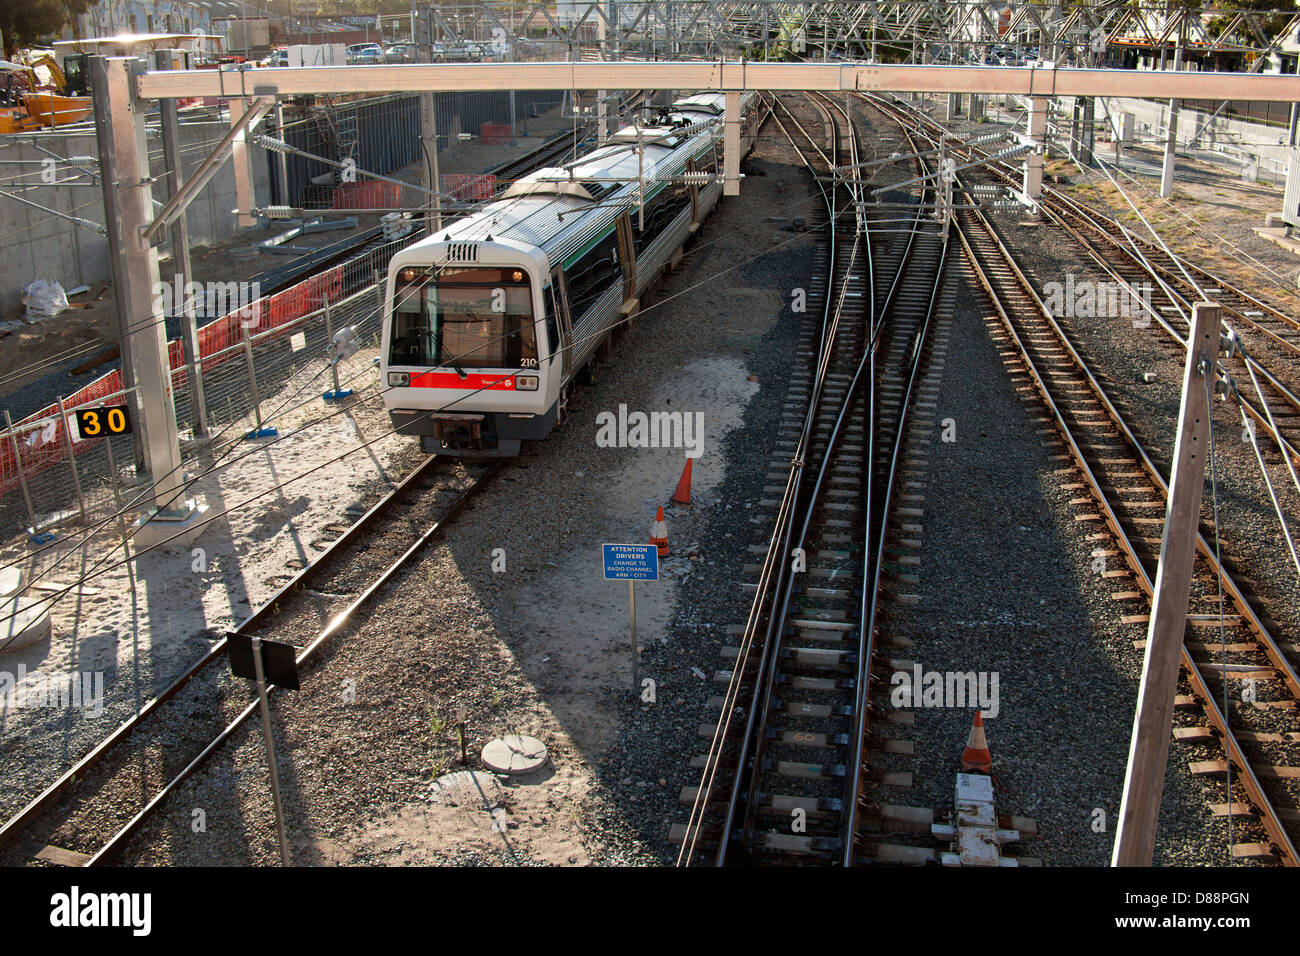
[[649, 505, 669, 557], [960, 711, 992, 774], [671, 458, 693, 505]]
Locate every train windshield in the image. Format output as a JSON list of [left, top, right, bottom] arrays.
[[389, 266, 537, 370]]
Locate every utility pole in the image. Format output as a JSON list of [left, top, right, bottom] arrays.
[[1160, 13, 1185, 199], [724, 90, 741, 197], [1024, 96, 1047, 205], [92, 59, 144, 474], [156, 49, 208, 439], [416, 6, 440, 235], [92, 56, 205, 547], [1288, 54, 1299, 148], [1112, 301, 1221, 867]]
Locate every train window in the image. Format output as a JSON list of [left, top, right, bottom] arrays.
[[389, 267, 537, 369], [563, 227, 622, 320], [632, 182, 692, 256]]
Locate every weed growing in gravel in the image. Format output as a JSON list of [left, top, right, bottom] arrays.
[[429, 712, 453, 779]]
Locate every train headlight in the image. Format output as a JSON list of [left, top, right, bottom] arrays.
[[388, 371, 410, 387], [515, 374, 539, 391], [399, 268, 420, 282]]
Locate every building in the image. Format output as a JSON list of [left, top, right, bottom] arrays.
[[73, 1, 213, 38]]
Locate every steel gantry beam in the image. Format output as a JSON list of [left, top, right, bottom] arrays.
[[136, 61, 1300, 101]]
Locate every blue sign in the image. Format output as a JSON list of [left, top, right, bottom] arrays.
[[603, 543, 659, 581]]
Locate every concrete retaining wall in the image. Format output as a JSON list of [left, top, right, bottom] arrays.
[[1054, 95, 1294, 183], [0, 111, 271, 314]]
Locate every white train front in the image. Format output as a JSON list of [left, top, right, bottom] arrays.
[[380, 92, 761, 456]]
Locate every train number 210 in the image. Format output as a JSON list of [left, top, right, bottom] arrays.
[[75, 405, 133, 437]]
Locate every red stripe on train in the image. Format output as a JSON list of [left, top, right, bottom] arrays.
[[410, 371, 517, 390]]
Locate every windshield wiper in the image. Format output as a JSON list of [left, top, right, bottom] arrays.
[[451, 361, 468, 380]]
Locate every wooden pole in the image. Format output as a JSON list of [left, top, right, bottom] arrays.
[[1112, 301, 1221, 866]]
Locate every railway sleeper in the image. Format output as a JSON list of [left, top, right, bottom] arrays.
[[777, 674, 855, 693], [764, 757, 847, 780], [750, 832, 842, 857], [766, 728, 852, 749]]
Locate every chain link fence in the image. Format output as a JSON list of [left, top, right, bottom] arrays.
[[0, 228, 422, 543]]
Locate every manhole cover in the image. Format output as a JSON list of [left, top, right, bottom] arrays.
[[480, 735, 549, 775]]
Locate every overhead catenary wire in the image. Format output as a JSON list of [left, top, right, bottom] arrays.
[[0, 186, 845, 640], [5, 89, 743, 548], [929, 97, 1300, 484]]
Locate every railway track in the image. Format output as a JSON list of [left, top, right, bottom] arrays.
[[885, 100, 1300, 472], [866, 93, 1300, 865], [0, 455, 500, 866], [675, 92, 951, 864]]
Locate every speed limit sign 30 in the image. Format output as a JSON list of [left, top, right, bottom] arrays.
[[74, 405, 133, 437]]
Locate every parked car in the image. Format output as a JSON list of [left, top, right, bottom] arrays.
[[346, 43, 384, 64], [263, 48, 288, 67], [384, 44, 415, 63]]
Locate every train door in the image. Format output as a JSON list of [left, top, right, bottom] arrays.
[[549, 266, 573, 376], [616, 211, 637, 307], [548, 266, 575, 421]]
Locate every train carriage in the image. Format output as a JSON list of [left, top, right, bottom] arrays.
[[381, 91, 760, 456]]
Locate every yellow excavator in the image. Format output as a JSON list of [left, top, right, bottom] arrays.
[[0, 52, 93, 133]]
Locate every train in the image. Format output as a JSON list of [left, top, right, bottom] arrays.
[[379, 91, 762, 456]]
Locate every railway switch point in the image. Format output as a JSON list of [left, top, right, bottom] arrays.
[[672, 459, 694, 506], [960, 711, 993, 774], [650, 506, 670, 557], [481, 735, 549, 776]]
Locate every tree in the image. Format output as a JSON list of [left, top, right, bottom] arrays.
[[1, 0, 94, 56]]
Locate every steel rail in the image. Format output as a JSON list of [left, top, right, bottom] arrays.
[[866, 87, 1300, 707], [945, 173, 1300, 865], [0, 453, 444, 855], [955, 212, 1299, 866], [870, 90, 1300, 865], [732, 92, 877, 855], [842, 106, 949, 864], [85, 459, 504, 865], [713, 92, 858, 864], [894, 104, 1300, 470], [675, 93, 805, 867]]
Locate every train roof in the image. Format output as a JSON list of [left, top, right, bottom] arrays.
[[403, 97, 731, 270]]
